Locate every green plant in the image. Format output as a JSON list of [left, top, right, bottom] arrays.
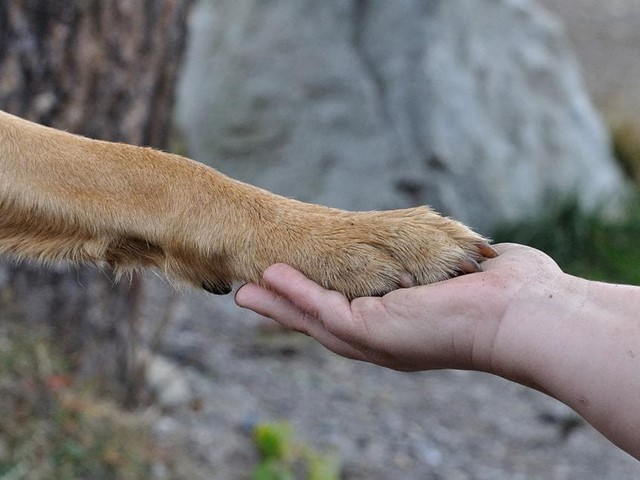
[[252, 421, 341, 480], [254, 422, 294, 462], [493, 198, 640, 285], [306, 452, 341, 480]]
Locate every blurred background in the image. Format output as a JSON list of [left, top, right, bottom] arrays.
[[0, 0, 639, 478]]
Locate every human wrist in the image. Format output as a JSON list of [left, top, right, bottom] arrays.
[[483, 269, 588, 393]]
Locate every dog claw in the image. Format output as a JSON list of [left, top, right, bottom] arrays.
[[398, 272, 417, 288], [202, 280, 232, 295], [476, 242, 499, 259], [459, 258, 482, 274]]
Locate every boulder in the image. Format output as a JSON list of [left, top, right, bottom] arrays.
[[176, 0, 626, 233]]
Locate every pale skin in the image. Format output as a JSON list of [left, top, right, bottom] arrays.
[[235, 243, 640, 460]]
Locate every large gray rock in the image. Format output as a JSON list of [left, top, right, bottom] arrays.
[[176, 0, 626, 233]]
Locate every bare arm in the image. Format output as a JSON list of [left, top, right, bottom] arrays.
[[235, 243, 640, 459]]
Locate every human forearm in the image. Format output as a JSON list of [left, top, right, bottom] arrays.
[[491, 274, 640, 459]]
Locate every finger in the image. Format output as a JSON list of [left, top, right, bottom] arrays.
[[484, 243, 547, 263], [305, 322, 374, 363], [235, 282, 322, 335], [262, 264, 382, 348], [235, 281, 369, 361], [479, 243, 563, 280], [492, 242, 522, 253], [492, 242, 540, 255], [235, 282, 294, 323], [261, 264, 352, 323]]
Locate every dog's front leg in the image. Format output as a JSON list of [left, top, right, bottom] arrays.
[[0, 110, 258, 292], [0, 110, 495, 299]]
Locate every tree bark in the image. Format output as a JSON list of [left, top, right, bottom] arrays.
[[0, 0, 192, 406]]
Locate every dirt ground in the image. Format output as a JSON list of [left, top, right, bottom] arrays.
[[152, 2, 640, 478], [149, 279, 639, 479]]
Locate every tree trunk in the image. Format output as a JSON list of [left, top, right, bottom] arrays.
[[0, 0, 192, 406]]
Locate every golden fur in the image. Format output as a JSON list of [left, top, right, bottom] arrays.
[[0, 110, 492, 299]]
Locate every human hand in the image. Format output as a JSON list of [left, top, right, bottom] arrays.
[[234, 243, 567, 374], [236, 243, 640, 459]]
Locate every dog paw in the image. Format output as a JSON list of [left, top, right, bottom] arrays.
[[243, 205, 497, 299]]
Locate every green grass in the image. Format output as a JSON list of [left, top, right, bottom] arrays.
[[493, 199, 640, 285]]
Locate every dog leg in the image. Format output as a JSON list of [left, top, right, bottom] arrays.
[[0, 110, 495, 298]]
